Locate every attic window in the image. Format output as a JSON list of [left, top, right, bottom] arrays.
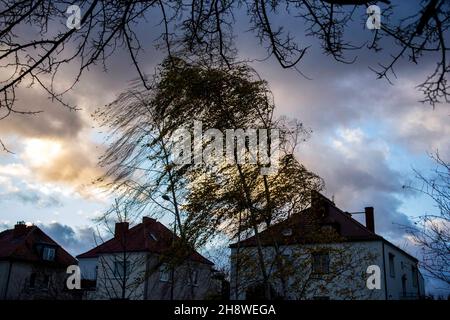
[[282, 228, 292, 237], [42, 247, 56, 261], [149, 232, 157, 241], [321, 225, 334, 233]]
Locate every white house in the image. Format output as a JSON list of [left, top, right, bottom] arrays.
[[229, 192, 425, 300], [77, 216, 217, 300]]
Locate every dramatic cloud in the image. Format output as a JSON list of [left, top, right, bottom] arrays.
[[21, 137, 104, 191], [244, 43, 449, 247], [0, 87, 86, 140], [0, 220, 96, 257], [38, 222, 96, 256], [0, 173, 62, 208], [0, 1, 448, 296], [298, 127, 413, 241]]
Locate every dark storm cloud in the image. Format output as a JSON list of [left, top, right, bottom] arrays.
[[13, 192, 62, 208], [0, 86, 86, 139], [0, 0, 447, 278], [39, 222, 96, 256], [298, 129, 415, 241], [238, 6, 449, 244], [0, 180, 62, 208], [0, 221, 95, 256]]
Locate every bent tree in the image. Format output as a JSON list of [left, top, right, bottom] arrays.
[[96, 57, 376, 299]]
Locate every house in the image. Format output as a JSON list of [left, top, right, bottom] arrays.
[[0, 222, 78, 300], [77, 216, 217, 300], [229, 192, 425, 300]]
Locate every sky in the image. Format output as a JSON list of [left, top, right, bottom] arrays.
[[0, 1, 448, 295]]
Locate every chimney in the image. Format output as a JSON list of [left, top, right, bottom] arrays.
[[311, 191, 331, 217], [114, 222, 129, 240], [13, 221, 28, 238], [142, 216, 156, 224], [365, 207, 375, 233]]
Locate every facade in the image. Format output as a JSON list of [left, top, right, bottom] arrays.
[[0, 222, 78, 300], [230, 192, 425, 300], [77, 216, 217, 300]]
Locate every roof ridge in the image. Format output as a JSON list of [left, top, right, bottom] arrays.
[[0, 225, 77, 265], [76, 218, 214, 265], [77, 220, 147, 258]]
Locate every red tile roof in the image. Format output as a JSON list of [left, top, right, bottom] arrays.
[[0, 225, 77, 266], [76, 217, 214, 265], [230, 192, 382, 248]]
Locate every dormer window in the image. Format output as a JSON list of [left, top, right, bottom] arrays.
[[321, 225, 334, 233], [320, 223, 339, 234], [42, 247, 56, 261], [149, 232, 157, 241]]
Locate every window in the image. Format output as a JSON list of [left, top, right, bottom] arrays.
[[159, 263, 171, 282], [401, 275, 407, 296], [412, 266, 418, 287], [42, 275, 50, 290], [321, 225, 334, 233], [389, 253, 395, 277], [42, 247, 56, 261], [188, 270, 199, 286], [278, 253, 293, 273], [149, 232, 157, 241], [312, 252, 330, 274], [281, 254, 291, 266], [114, 261, 130, 278], [29, 273, 36, 288]]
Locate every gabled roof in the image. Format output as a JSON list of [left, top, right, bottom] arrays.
[[230, 193, 381, 249], [77, 217, 214, 266], [0, 225, 77, 266], [229, 192, 419, 262]]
